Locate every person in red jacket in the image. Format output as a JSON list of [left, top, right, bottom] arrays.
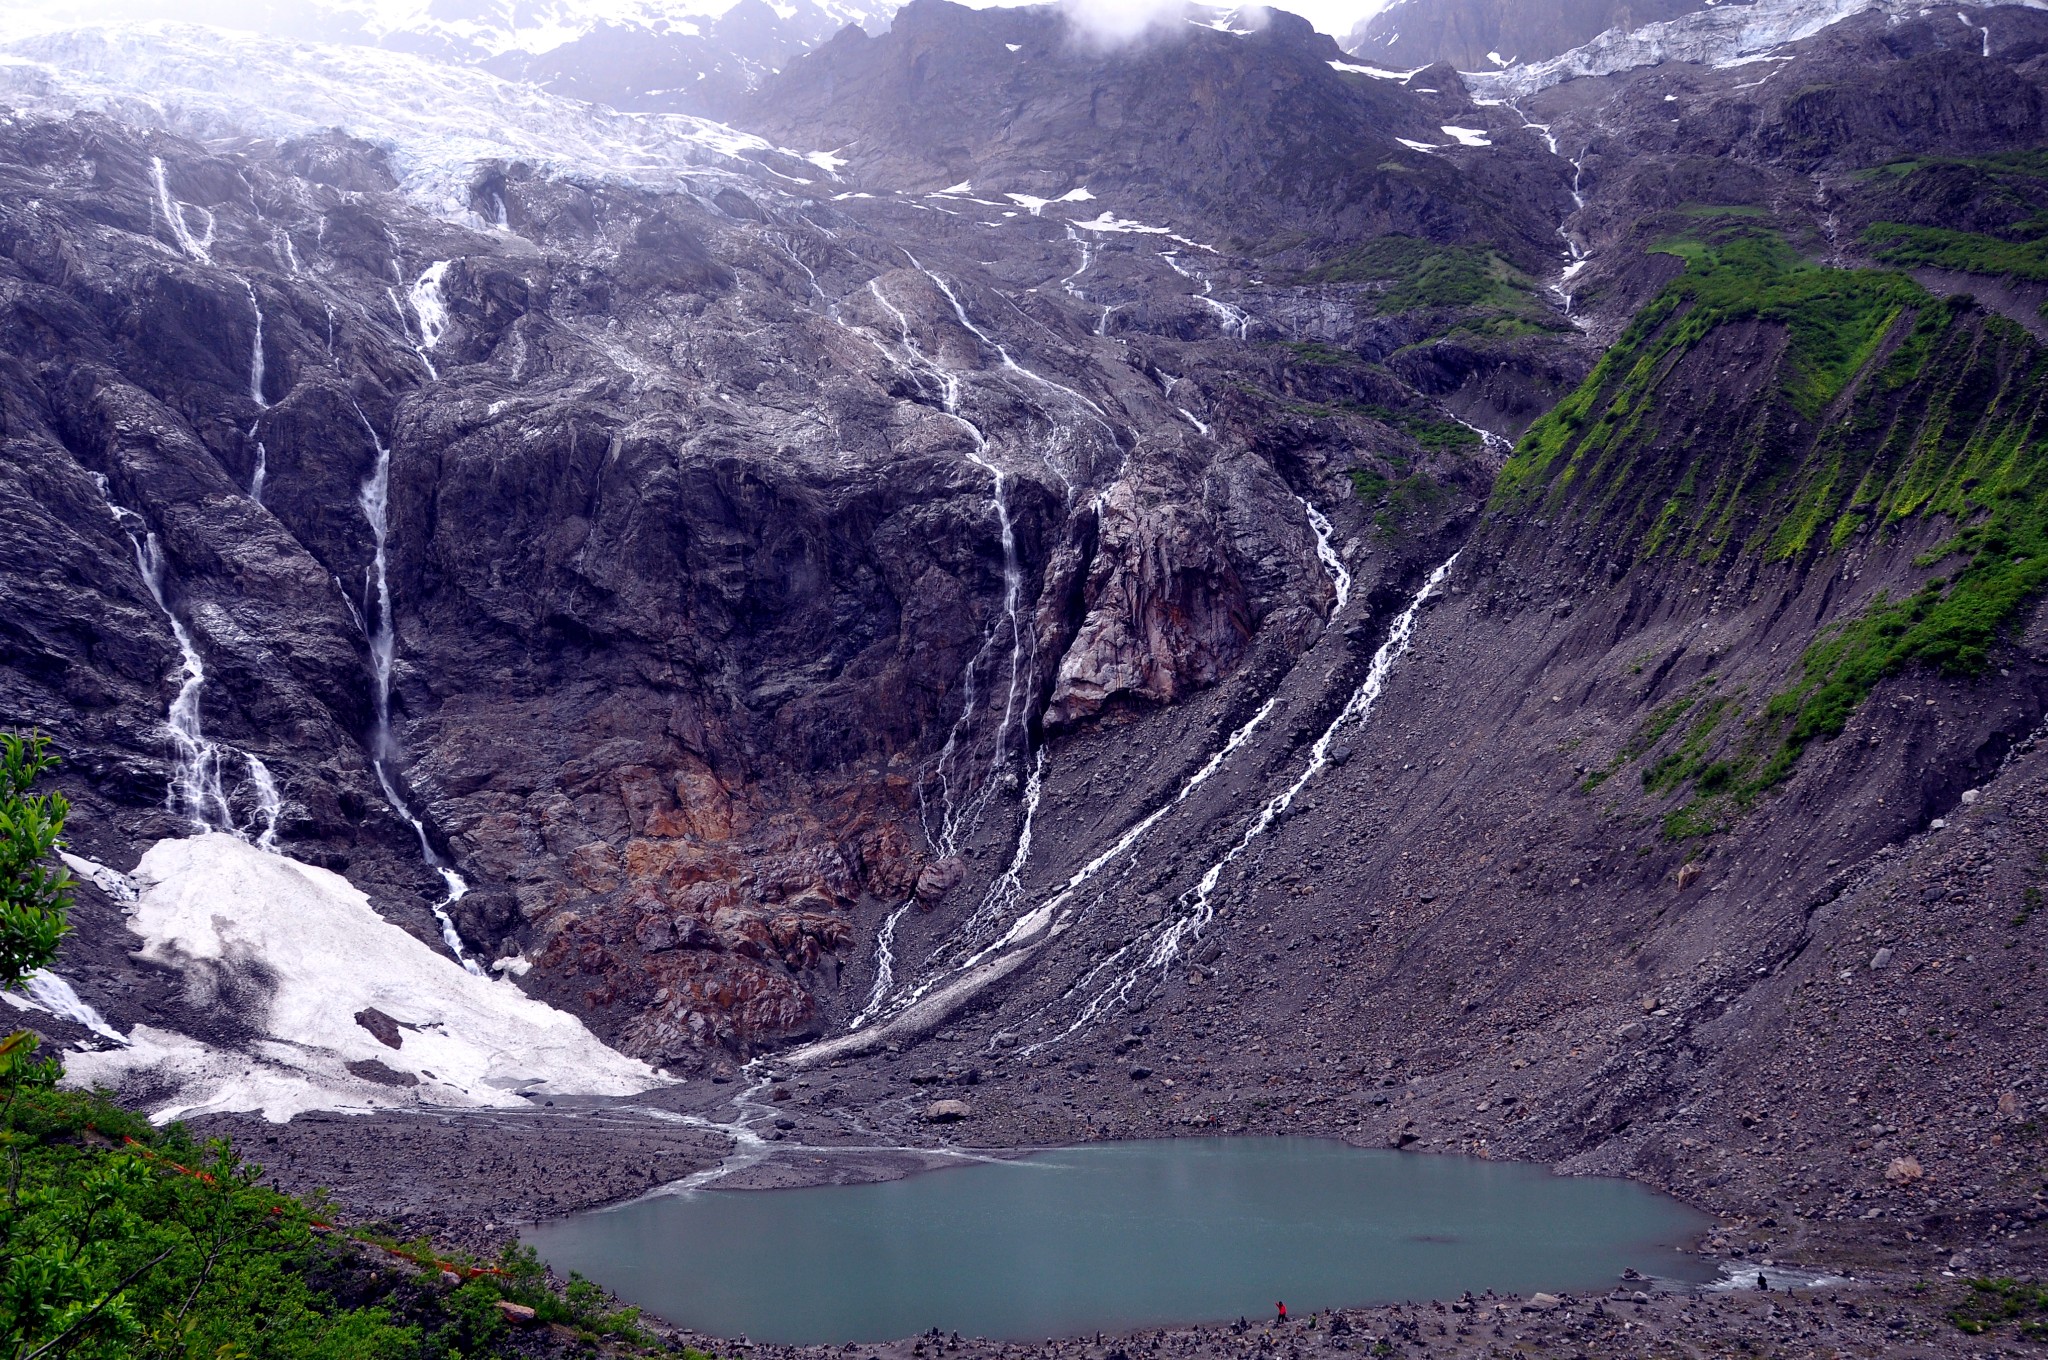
[[1275, 1302, 1288, 1325]]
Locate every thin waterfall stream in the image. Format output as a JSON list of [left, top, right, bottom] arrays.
[[352, 406, 481, 974]]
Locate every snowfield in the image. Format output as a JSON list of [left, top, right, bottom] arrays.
[[1468, 0, 2048, 96], [0, 22, 812, 220], [64, 834, 662, 1123]]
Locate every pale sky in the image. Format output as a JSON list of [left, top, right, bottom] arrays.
[[0, 0, 1399, 48]]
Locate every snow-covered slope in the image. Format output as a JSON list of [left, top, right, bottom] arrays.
[[1467, 0, 2046, 94], [0, 0, 896, 119], [0, 23, 829, 219], [64, 835, 663, 1123], [0, 0, 892, 60]]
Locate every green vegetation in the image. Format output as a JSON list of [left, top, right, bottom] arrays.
[[1859, 149, 2048, 281], [0, 735, 690, 1360], [1641, 696, 1735, 795], [1950, 1277, 2048, 1341], [1506, 217, 2048, 836], [1281, 341, 1361, 367], [1298, 236, 1539, 314], [1864, 222, 2048, 284], [1349, 466, 1454, 530], [1581, 678, 1715, 792], [0, 734, 72, 991]]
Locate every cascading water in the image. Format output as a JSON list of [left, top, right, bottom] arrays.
[[352, 406, 482, 975], [1300, 496, 1351, 615], [910, 256, 1115, 433], [245, 281, 271, 501], [243, 282, 268, 407], [403, 260, 453, 379], [868, 278, 1034, 863], [848, 277, 1039, 1017], [247, 754, 282, 852], [1507, 104, 1592, 315], [883, 750, 1049, 1019], [1158, 250, 1254, 339], [94, 478, 233, 832], [90, 476, 283, 845], [1059, 225, 1095, 305], [1031, 554, 1460, 1049], [780, 697, 1279, 1067], [150, 155, 213, 263], [849, 905, 910, 1029]]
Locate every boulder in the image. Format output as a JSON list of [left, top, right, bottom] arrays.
[[1675, 862, 1704, 890], [495, 1301, 538, 1325], [1884, 1155, 1924, 1185], [915, 856, 967, 908], [636, 914, 678, 952], [353, 1007, 403, 1049], [923, 1099, 971, 1123], [345, 1058, 419, 1088]]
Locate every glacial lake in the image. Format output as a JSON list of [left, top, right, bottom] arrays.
[[525, 1137, 1714, 1344]]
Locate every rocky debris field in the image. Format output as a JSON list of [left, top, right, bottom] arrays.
[[648, 1279, 2048, 1360]]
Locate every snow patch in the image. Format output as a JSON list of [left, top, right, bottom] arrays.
[[1440, 124, 1492, 146], [63, 834, 661, 1123], [3, 970, 128, 1045], [1329, 59, 1424, 77]]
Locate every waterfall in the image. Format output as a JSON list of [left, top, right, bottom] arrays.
[[780, 696, 1280, 1067], [90, 476, 284, 844], [1159, 250, 1253, 339], [964, 696, 1280, 975], [248, 425, 268, 504], [1300, 496, 1351, 615], [405, 260, 452, 379], [883, 750, 1049, 1021], [869, 278, 1034, 862], [150, 156, 213, 263], [245, 282, 270, 502], [352, 406, 482, 975], [1041, 554, 1460, 1045], [849, 905, 911, 1029], [93, 478, 232, 832], [1059, 225, 1095, 304], [243, 281, 269, 407], [248, 753, 282, 852], [1508, 104, 1592, 314]]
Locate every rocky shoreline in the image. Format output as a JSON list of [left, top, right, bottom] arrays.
[[195, 1084, 2047, 1358]]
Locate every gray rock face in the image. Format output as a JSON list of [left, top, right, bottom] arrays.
[[3, 5, 1535, 1069]]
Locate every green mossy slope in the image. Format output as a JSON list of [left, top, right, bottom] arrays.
[[1492, 218, 2048, 836]]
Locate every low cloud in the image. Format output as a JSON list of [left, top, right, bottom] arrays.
[[1057, 0, 1256, 47]]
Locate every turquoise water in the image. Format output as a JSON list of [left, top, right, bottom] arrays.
[[525, 1137, 1712, 1344]]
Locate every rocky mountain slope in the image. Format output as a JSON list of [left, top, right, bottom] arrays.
[[1348, 0, 1715, 71], [3, 0, 2048, 1329]]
